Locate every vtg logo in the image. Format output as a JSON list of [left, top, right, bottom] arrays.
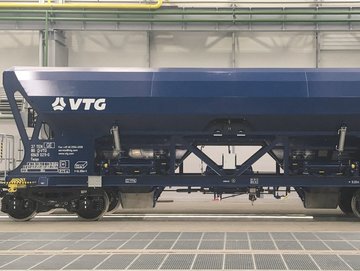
[[52, 97, 107, 111]]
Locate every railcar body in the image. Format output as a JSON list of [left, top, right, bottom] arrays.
[[1, 67, 360, 220]]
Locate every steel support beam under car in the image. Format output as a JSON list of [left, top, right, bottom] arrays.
[[23, 174, 360, 188], [182, 140, 225, 176], [236, 138, 282, 176]]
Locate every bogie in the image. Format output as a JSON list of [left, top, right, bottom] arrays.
[[76, 191, 110, 221], [339, 189, 355, 216], [351, 189, 360, 218], [1, 195, 38, 221]]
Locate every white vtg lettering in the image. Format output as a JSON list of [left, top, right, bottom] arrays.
[[69, 98, 106, 111]]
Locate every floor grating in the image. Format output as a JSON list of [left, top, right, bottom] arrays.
[[282, 254, 319, 270], [0, 231, 358, 270], [254, 254, 287, 270]]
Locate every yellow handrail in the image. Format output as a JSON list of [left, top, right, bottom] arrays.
[[0, 0, 163, 9]]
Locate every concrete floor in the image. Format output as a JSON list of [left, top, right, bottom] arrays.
[[0, 192, 359, 270]]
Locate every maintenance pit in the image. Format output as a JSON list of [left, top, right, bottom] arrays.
[[0, 193, 359, 271]]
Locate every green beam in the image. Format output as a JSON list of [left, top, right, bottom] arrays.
[[1, 7, 360, 24], [0, 8, 360, 15], [0, 16, 359, 23]]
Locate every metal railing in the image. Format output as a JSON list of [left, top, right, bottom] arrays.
[[0, 89, 27, 120], [1, 0, 360, 32], [2, 0, 360, 6], [0, 134, 16, 180], [0, 0, 163, 9]]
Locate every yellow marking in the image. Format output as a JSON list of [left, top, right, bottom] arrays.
[[6, 178, 35, 193], [0, 0, 163, 10], [0, 141, 3, 159], [280, 194, 290, 200]]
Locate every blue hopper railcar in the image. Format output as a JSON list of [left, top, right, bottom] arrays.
[[1, 67, 360, 220]]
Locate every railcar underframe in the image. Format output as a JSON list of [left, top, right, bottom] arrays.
[[2, 126, 360, 221]]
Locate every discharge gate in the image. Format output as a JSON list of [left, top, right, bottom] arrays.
[[1, 67, 360, 220]]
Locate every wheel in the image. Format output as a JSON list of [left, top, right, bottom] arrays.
[[76, 191, 109, 221], [106, 191, 121, 214], [4, 195, 38, 222], [351, 189, 360, 218], [339, 190, 354, 216]]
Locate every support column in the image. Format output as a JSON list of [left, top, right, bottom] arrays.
[[315, 31, 321, 68], [147, 31, 151, 68], [39, 30, 68, 67], [232, 32, 236, 68]]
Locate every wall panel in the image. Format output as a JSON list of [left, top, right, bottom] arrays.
[[0, 31, 39, 86], [236, 32, 316, 67], [67, 31, 149, 67], [150, 32, 232, 67]]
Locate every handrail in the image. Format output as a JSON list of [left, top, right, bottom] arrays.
[[1, 4, 360, 28], [0, 0, 163, 10], [0, 134, 16, 179], [3, 0, 360, 4], [167, 0, 360, 3], [1, 16, 360, 23], [1, 0, 360, 11], [1, 7, 360, 15]]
